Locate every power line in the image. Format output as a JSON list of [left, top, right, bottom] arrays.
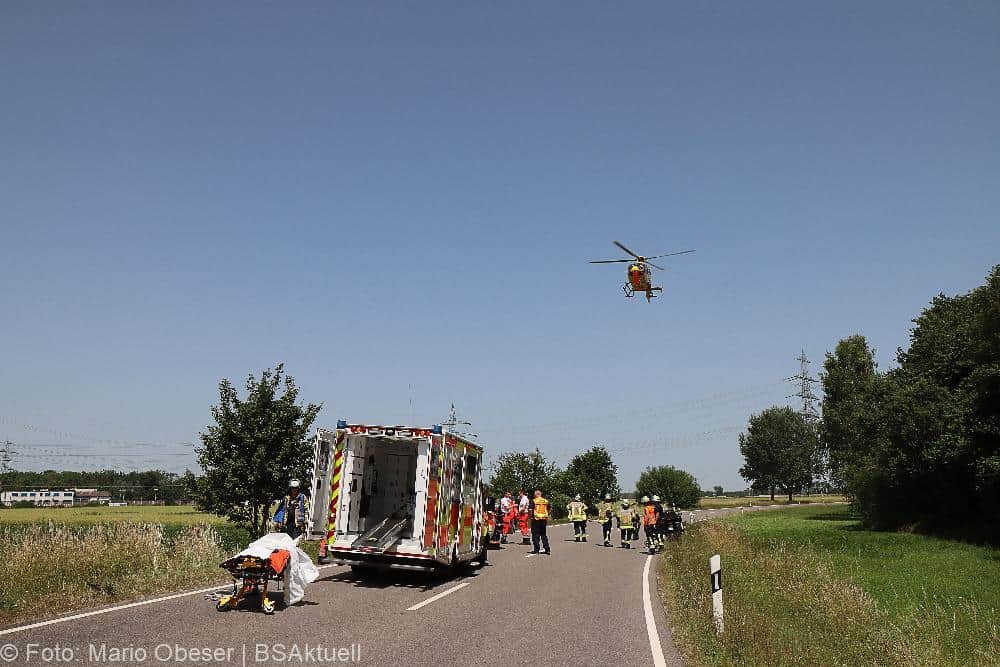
[[1, 440, 14, 474], [785, 349, 819, 422]]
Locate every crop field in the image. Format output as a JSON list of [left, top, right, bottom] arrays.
[[0, 504, 228, 525], [0, 505, 279, 626], [659, 505, 1000, 666]]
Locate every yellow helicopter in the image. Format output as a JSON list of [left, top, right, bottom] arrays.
[[590, 241, 695, 302]]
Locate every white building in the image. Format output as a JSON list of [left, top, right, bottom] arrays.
[[73, 488, 112, 505], [1, 489, 75, 507]]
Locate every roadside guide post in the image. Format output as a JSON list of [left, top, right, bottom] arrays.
[[710, 554, 723, 634]]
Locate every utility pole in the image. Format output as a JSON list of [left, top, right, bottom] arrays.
[[442, 404, 478, 439], [0, 441, 14, 474], [786, 350, 820, 422]]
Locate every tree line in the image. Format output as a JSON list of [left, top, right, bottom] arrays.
[[0, 469, 189, 503], [740, 265, 999, 541]]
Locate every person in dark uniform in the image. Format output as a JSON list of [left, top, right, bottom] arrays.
[[273, 479, 310, 539], [529, 490, 551, 554]]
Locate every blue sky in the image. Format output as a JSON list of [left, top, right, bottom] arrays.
[[2, 2, 998, 489]]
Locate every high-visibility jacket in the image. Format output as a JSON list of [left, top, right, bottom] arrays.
[[532, 497, 550, 520], [617, 508, 634, 528], [642, 504, 658, 526], [567, 501, 587, 521], [596, 502, 615, 522]]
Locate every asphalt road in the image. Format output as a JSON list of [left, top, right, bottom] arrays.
[[0, 504, 830, 667]]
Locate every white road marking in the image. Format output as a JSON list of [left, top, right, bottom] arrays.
[[0, 562, 342, 637], [642, 555, 668, 667], [525, 553, 535, 558], [405, 582, 470, 611]]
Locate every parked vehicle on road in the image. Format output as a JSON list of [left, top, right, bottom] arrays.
[[307, 422, 487, 572]]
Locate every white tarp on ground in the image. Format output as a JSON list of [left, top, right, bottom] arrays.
[[231, 533, 320, 606]]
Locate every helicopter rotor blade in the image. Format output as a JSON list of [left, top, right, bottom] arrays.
[[645, 249, 696, 260], [589, 259, 633, 264], [648, 261, 666, 270], [613, 240, 642, 259]]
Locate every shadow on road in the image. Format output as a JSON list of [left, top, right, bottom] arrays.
[[319, 567, 481, 592]]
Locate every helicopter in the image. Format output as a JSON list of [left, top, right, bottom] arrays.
[[590, 240, 695, 302]]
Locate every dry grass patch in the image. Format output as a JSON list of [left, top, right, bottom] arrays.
[[0, 522, 230, 625]]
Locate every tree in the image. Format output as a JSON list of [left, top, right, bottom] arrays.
[[843, 266, 1000, 535], [194, 364, 321, 537], [635, 465, 701, 508], [820, 335, 884, 486], [488, 449, 560, 499], [739, 406, 820, 501], [555, 445, 621, 511], [713, 485, 724, 496]]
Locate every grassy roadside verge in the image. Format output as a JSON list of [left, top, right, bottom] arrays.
[[0, 522, 234, 626], [657, 505, 1000, 666]]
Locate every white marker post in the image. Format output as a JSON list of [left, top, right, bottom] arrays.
[[710, 554, 723, 634]]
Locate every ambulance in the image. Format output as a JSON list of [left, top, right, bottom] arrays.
[[306, 421, 488, 572]]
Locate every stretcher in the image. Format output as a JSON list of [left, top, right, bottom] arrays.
[[216, 548, 290, 614], [214, 533, 319, 615]]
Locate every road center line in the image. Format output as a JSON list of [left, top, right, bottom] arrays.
[[0, 563, 341, 637], [406, 582, 470, 611], [642, 555, 667, 667]]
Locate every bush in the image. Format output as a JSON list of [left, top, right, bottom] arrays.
[[547, 491, 572, 520]]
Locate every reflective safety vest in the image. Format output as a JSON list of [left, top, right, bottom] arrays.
[[533, 497, 550, 520], [618, 508, 634, 528], [567, 501, 587, 521], [597, 502, 615, 522], [642, 504, 658, 526]]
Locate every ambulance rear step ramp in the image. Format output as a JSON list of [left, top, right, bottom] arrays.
[[351, 516, 408, 553]]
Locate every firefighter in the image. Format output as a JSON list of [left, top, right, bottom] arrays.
[[617, 500, 635, 548], [652, 495, 668, 549], [596, 493, 616, 547], [530, 490, 551, 554], [631, 501, 642, 544], [517, 489, 531, 544], [641, 495, 659, 553], [567, 494, 588, 542], [499, 491, 515, 543], [272, 479, 310, 539]]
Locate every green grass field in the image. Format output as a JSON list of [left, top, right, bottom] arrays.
[[0, 504, 229, 525], [659, 505, 1000, 666], [695, 494, 846, 509]]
